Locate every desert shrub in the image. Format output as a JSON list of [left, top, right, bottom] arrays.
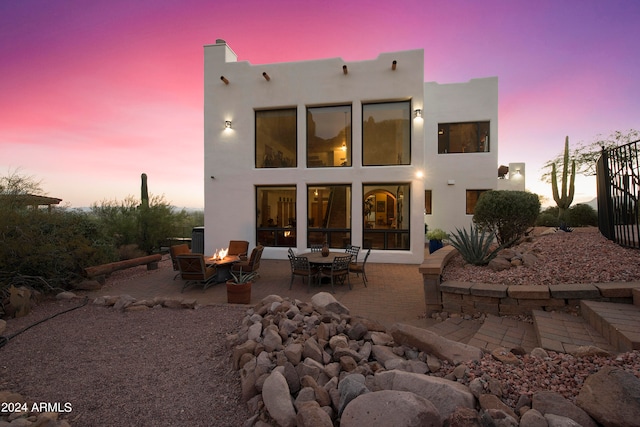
[[0, 207, 116, 288], [536, 204, 597, 227], [473, 190, 540, 246], [91, 195, 189, 254], [537, 207, 560, 227], [448, 224, 502, 266], [568, 204, 598, 226]]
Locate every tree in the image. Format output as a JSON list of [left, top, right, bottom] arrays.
[[541, 129, 640, 182], [551, 136, 576, 223]]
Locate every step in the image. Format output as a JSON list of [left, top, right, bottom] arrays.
[[580, 300, 640, 352], [532, 309, 615, 354], [466, 314, 538, 353]]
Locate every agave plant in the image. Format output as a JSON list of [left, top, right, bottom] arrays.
[[448, 224, 502, 266], [228, 268, 259, 284]]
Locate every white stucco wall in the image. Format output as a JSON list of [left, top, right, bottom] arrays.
[[423, 78, 499, 236], [204, 41, 500, 264]]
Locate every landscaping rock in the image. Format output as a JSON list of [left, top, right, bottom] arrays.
[[340, 390, 441, 427], [533, 390, 597, 427], [389, 322, 483, 364], [262, 370, 296, 427], [576, 366, 640, 427]]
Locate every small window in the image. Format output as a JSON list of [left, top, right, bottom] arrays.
[[363, 101, 411, 165], [438, 122, 489, 154], [307, 105, 351, 167], [256, 109, 297, 168], [424, 190, 432, 215], [466, 189, 489, 214]]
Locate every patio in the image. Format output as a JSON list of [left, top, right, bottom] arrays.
[[89, 256, 431, 329]]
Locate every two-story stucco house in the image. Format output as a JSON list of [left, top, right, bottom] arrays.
[[204, 40, 518, 264]]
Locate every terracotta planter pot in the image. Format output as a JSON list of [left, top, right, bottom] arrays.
[[226, 281, 252, 304]]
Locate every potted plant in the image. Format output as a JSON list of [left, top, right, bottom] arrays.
[[426, 228, 448, 254], [226, 268, 258, 304]]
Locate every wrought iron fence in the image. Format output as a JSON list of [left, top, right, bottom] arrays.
[[596, 139, 640, 248]]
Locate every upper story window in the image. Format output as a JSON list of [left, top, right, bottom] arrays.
[[362, 101, 411, 166], [438, 121, 490, 154], [256, 109, 297, 168], [307, 105, 351, 167]]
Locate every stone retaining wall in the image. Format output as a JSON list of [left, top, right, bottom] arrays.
[[419, 247, 640, 316]]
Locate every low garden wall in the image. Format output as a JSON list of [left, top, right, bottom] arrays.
[[419, 246, 638, 316]]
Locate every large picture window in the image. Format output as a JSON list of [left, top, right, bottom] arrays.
[[256, 186, 296, 247], [362, 101, 411, 166], [438, 122, 490, 154], [307, 185, 351, 248], [307, 105, 351, 167], [363, 183, 410, 250], [256, 109, 297, 168]]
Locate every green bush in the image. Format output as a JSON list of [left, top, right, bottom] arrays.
[[473, 190, 540, 246], [568, 204, 598, 227], [536, 204, 597, 227], [91, 195, 189, 255], [536, 207, 560, 227], [448, 224, 502, 266], [0, 207, 116, 286]]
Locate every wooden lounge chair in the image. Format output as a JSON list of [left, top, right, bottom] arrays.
[[176, 254, 217, 292]]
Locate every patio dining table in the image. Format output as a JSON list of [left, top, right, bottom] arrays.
[[299, 251, 352, 286]]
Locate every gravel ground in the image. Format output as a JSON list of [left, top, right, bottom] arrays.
[[1, 227, 640, 425], [0, 297, 250, 426], [442, 227, 640, 285]]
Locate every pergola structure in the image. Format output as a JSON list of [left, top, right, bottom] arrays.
[[0, 194, 63, 212]]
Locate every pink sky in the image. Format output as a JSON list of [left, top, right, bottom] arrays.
[[1, 0, 639, 208]]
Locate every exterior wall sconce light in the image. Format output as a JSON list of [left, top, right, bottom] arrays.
[[414, 109, 422, 118], [392, 60, 397, 71], [220, 76, 229, 85], [342, 65, 348, 75], [224, 120, 232, 129], [262, 72, 270, 81]]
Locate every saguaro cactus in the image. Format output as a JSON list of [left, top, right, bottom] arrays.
[[551, 136, 576, 223], [141, 173, 149, 208]]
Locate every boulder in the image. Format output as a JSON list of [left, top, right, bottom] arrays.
[[544, 413, 583, 426], [519, 409, 547, 427], [576, 366, 640, 427], [488, 257, 512, 271], [389, 323, 483, 364], [337, 373, 369, 416], [262, 370, 296, 427], [340, 390, 441, 427], [374, 369, 475, 423], [532, 391, 596, 427], [310, 292, 349, 315], [296, 401, 333, 427]]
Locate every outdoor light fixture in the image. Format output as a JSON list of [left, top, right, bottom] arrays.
[[414, 109, 422, 118], [220, 76, 229, 85], [392, 60, 397, 70], [262, 72, 270, 81], [342, 65, 348, 75], [224, 120, 232, 129]]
